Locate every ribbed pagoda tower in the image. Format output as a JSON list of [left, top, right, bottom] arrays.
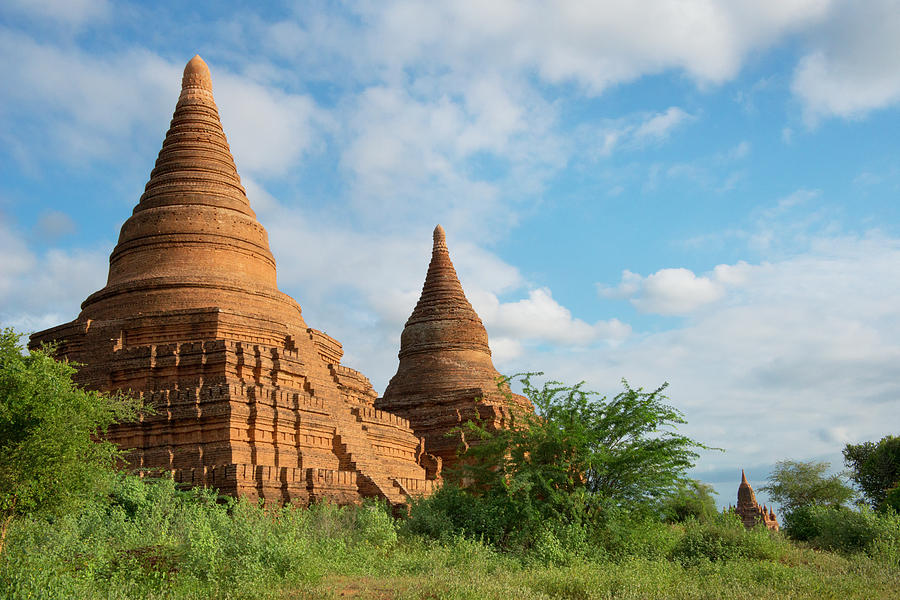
[[376, 225, 532, 470], [30, 56, 438, 505]]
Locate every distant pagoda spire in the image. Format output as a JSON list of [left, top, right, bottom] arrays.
[[738, 469, 757, 506], [735, 469, 780, 531]]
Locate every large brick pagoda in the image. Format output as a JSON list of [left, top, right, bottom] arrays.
[[376, 225, 532, 470], [30, 56, 439, 506]]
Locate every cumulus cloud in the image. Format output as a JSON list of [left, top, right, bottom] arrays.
[[476, 287, 631, 347], [344, 0, 832, 93], [215, 75, 323, 178], [792, 0, 900, 122], [599, 262, 752, 316], [0, 29, 178, 164], [339, 77, 563, 236]]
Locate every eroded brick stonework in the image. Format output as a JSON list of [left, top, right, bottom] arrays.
[[376, 226, 533, 471], [30, 56, 438, 506], [732, 470, 780, 531]]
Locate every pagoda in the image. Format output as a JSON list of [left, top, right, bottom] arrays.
[[376, 225, 532, 470], [732, 470, 779, 531], [30, 56, 439, 506]]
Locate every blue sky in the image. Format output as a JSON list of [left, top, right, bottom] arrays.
[[2, 0, 900, 509]]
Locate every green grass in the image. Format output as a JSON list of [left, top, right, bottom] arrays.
[[1, 476, 898, 600]]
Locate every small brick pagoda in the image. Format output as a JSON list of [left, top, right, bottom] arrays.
[[376, 225, 532, 470], [732, 470, 779, 531], [30, 56, 440, 506]]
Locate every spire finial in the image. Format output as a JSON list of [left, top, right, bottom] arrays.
[[433, 224, 446, 248], [741, 469, 748, 484], [182, 55, 212, 92]]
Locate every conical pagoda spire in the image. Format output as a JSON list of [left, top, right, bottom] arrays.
[[737, 469, 757, 506], [378, 225, 532, 468], [398, 225, 490, 358], [135, 54, 251, 217], [79, 55, 296, 324]]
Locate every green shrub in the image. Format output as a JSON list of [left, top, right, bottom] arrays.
[[0, 328, 141, 554], [404, 483, 516, 546], [591, 508, 681, 561], [783, 504, 822, 541], [669, 512, 787, 565], [659, 479, 718, 524], [811, 506, 900, 557], [883, 485, 900, 514]]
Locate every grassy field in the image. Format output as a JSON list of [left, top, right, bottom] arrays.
[[2, 477, 897, 600]]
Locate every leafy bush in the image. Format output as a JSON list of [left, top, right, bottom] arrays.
[[404, 482, 515, 546], [808, 506, 900, 558], [884, 485, 900, 514], [457, 375, 708, 515], [659, 479, 718, 524], [591, 508, 681, 561], [783, 504, 821, 541], [669, 512, 787, 565], [0, 472, 411, 599], [0, 328, 140, 553]]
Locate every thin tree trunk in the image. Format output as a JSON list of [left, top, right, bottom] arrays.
[[0, 498, 15, 557], [0, 513, 12, 557]]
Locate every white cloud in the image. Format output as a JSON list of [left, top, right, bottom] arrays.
[[0, 220, 107, 333], [599, 263, 753, 316], [590, 107, 694, 157], [3, 0, 110, 27], [633, 107, 692, 142], [0, 29, 178, 164], [475, 287, 631, 346], [348, 0, 832, 93], [0, 30, 321, 180], [634, 268, 724, 315], [215, 74, 323, 178], [339, 77, 564, 236], [792, 0, 900, 122]]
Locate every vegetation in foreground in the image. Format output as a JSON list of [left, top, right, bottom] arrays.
[[2, 478, 898, 600], [1, 328, 899, 599]]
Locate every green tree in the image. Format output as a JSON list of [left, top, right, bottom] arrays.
[[843, 435, 900, 510], [0, 328, 139, 553], [457, 374, 709, 519], [659, 479, 718, 523], [759, 459, 854, 513]]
